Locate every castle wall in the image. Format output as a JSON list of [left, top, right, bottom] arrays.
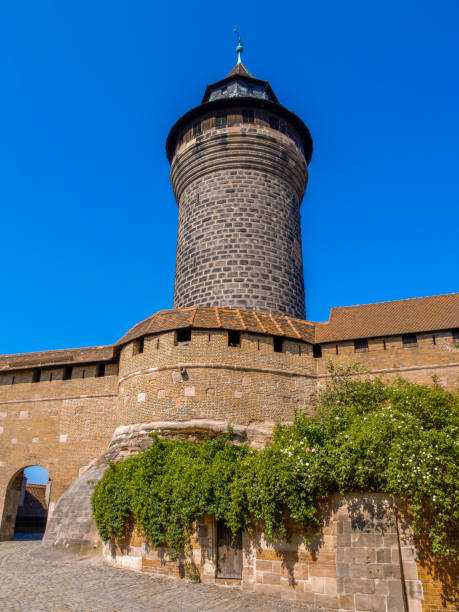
[[171, 120, 308, 319], [0, 374, 118, 539], [118, 329, 315, 425], [316, 329, 459, 390], [106, 493, 456, 611]]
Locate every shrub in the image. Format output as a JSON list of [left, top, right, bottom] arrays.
[[92, 366, 458, 559]]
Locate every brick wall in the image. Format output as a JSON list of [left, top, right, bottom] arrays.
[[316, 330, 459, 390], [118, 329, 315, 425], [171, 118, 308, 319]]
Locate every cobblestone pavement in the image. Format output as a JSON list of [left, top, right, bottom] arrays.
[[0, 541, 314, 612]]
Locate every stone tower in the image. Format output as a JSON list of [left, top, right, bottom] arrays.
[[166, 58, 313, 319]]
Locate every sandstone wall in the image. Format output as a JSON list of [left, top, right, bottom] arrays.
[[316, 330, 459, 390], [0, 374, 118, 539], [107, 494, 452, 612], [118, 329, 316, 425]]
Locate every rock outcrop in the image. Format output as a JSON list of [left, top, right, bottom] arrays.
[[42, 419, 275, 553]]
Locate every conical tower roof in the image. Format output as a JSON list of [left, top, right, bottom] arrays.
[[202, 63, 278, 104], [226, 62, 253, 78]]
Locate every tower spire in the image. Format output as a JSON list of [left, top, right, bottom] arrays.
[[234, 28, 243, 64]]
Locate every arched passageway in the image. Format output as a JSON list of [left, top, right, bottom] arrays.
[[0, 466, 51, 540]]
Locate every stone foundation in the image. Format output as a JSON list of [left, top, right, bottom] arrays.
[[103, 494, 433, 611]]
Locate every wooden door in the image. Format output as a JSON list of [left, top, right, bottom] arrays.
[[216, 520, 243, 579]]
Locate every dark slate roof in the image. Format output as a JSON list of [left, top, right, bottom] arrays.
[[201, 62, 278, 104], [166, 62, 313, 164], [226, 62, 254, 78]]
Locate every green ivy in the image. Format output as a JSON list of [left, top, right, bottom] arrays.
[[92, 366, 458, 560]]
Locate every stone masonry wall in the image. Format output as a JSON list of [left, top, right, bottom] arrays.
[[118, 329, 316, 425], [106, 494, 430, 611], [316, 330, 459, 391], [171, 120, 308, 319], [0, 374, 118, 539]]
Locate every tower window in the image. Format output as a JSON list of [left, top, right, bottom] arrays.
[[193, 121, 202, 137], [176, 328, 191, 345], [215, 112, 227, 128], [354, 339, 369, 353], [313, 344, 322, 358], [63, 366, 72, 380], [273, 336, 283, 353], [453, 329, 459, 342], [96, 364, 105, 378], [228, 330, 241, 347], [402, 333, 417, 347], [32, 369, 41, 383], [133, 338, 144, 355], [269, 116, 279, 131], [243, 110, 254, 123]]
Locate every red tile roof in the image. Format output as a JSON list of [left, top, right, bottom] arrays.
[[0, 294, 457, 372], [115, 306, 316, 345], [315, 293, 459, 342], [0, 345, 115, 372]]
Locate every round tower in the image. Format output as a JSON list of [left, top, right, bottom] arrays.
[[166, 56, 313, 319]]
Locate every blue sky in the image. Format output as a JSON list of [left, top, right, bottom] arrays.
[[0, 1, 458, 357]]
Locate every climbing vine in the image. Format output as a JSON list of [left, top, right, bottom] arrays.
[[92, 366, 458, 560]]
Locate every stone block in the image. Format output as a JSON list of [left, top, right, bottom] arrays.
[[337, 533, 351, 547], [349, 563, 384, 579], [388, 580, 403, 598], [339, 594, 355, 610], [255, 559, 272, 571], [293, 564, 308, 580], [336, 562, 349, 577], [262, 572, 281, 585], [309, 576, 325, 593], [309, 564, 336, 578], [315, 594, 340, 609], [376, 548, 392, 563], [406, 580, 423, 600], [386, 597, 404, 612], [374, 580, 389, 596], [343, 579, 375, 594], [343, 547, 376, 564], [402, 562, 418, 580], [355, 593, 387, 612]]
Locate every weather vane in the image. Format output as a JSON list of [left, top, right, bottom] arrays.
[[234, 29, 243, 64]]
